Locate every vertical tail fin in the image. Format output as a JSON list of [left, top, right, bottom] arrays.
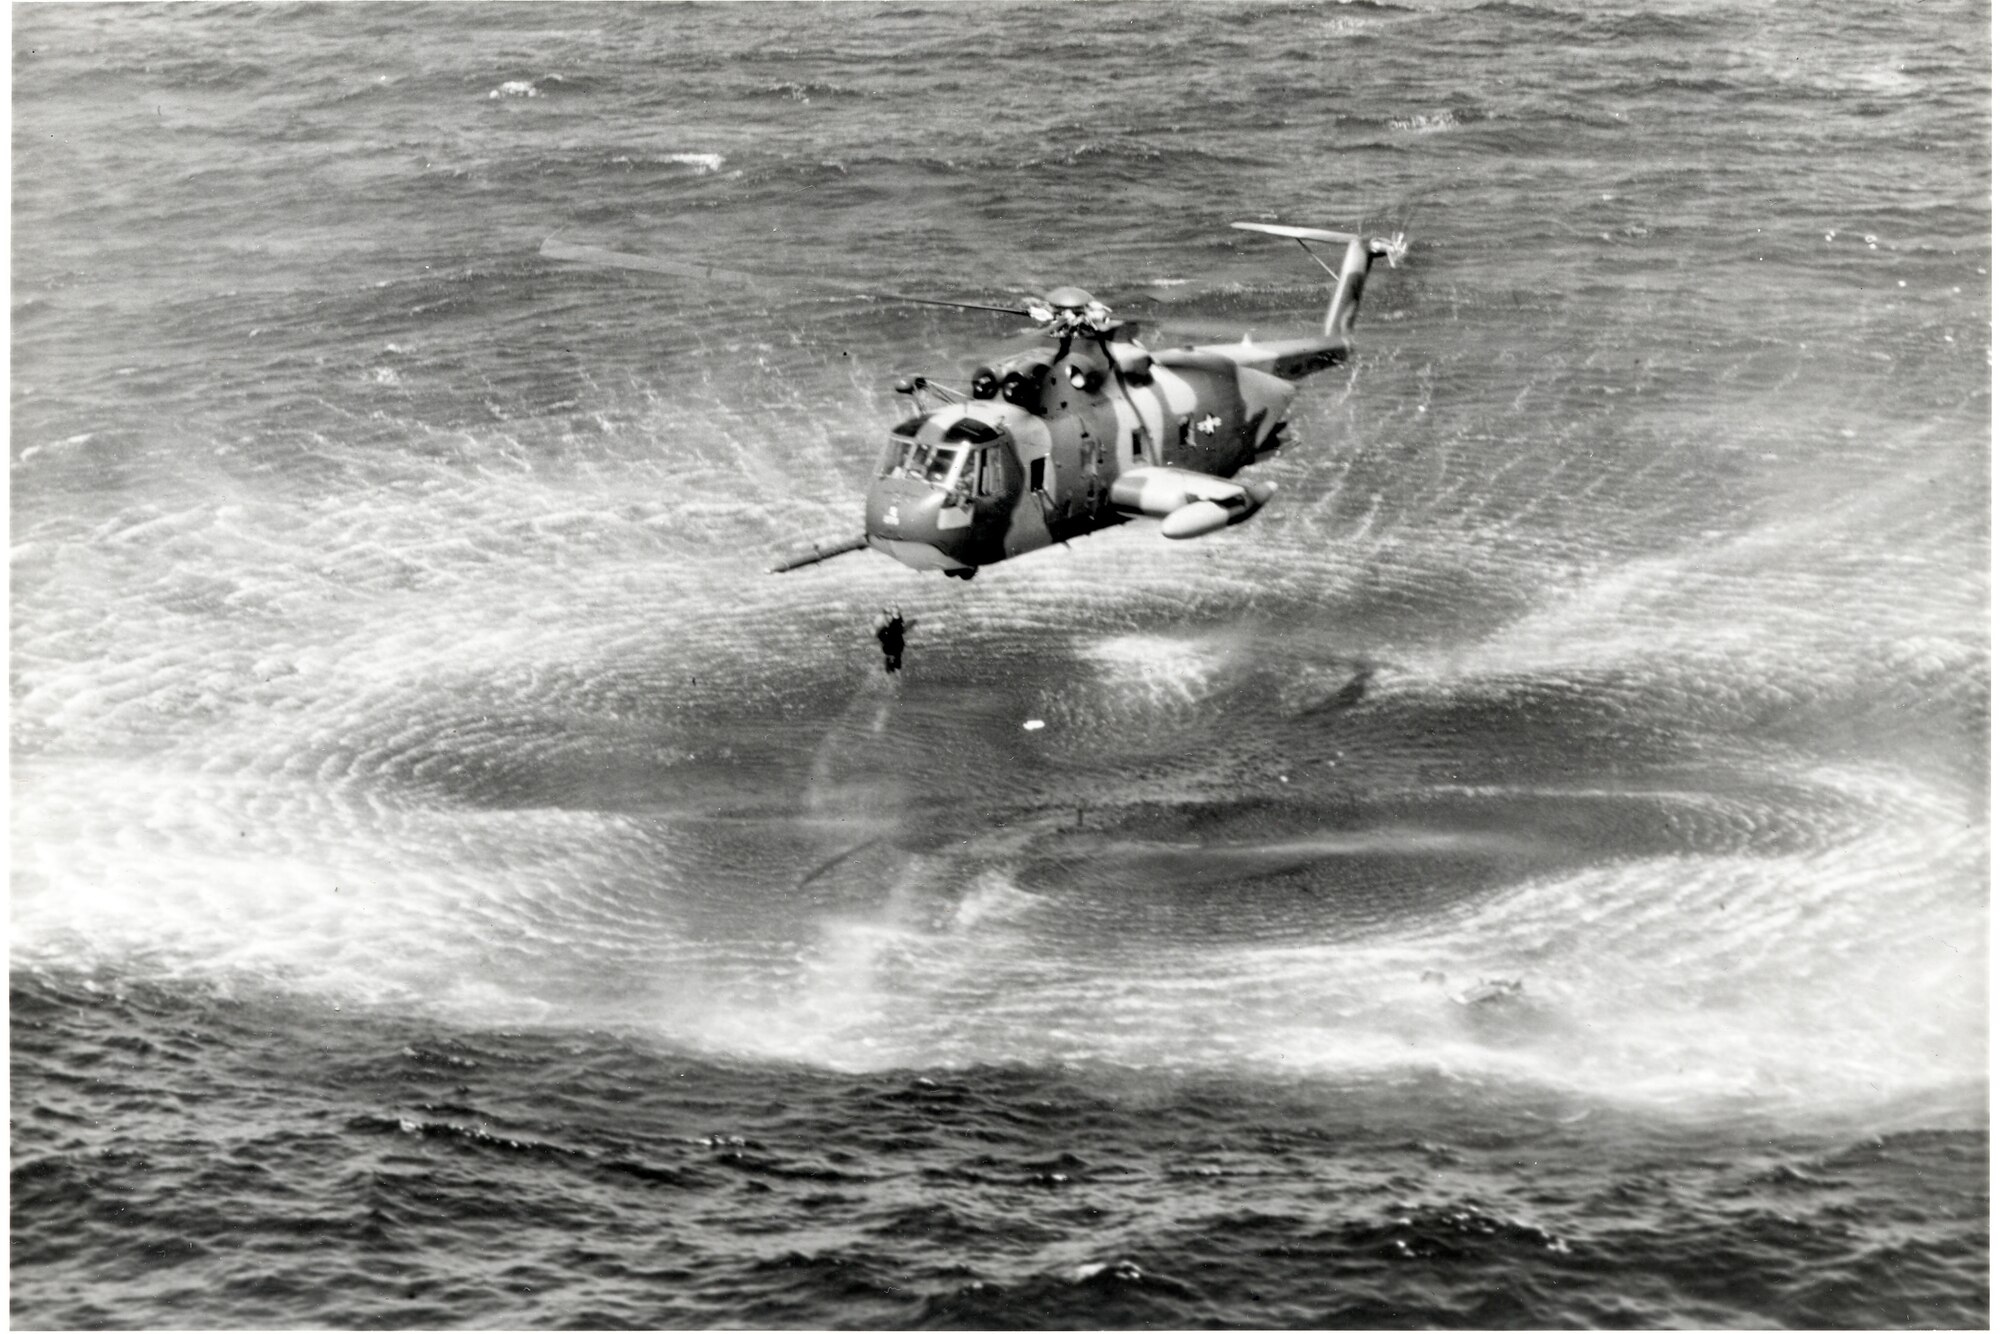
[[1230, 222, 1408, 338], [1324, 235, 1373, 337]]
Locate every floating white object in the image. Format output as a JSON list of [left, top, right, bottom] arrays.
[[1022, 719, 1045, 731]]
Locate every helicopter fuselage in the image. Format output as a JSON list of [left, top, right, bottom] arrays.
[[740, 220, 1405, 576], [537, 221, 1402, 577], [862, 325, 1343, 577]]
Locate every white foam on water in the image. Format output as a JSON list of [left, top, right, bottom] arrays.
[[1083, 632, 1232, 711], [950, 872, 1047, 930], [955, 765, 1977, 1113], [549, 729, 1985, 1119], [1389, 111, 1459, 134], [9, 190, 1982, 1125], [638, 860, 1051, 1068], [658, 151, 725, 174], [10, 756, 700, 1021]]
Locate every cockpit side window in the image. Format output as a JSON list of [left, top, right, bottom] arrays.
[[878, 418, 926, 476], [877, 439, 915, 476]]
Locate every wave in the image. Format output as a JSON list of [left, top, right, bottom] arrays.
[[743, 78, 876, 103], [482, 72, 602, 100], [1388, 111, 1462, 134]]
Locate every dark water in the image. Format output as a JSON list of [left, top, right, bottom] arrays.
[[11, 2, 1989, 1327]]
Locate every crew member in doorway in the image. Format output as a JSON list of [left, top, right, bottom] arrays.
[[873, 606, 910, 674]]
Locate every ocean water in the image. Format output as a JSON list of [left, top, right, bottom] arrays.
[[10, 2, 1989, 1327]]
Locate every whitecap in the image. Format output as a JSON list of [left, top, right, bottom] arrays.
[[1389, 110, 1459, 134], [655, 152, 724, 175]]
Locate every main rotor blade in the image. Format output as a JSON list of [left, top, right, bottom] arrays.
[[543, 237, 1039, 317], [540, 236, 772, 286], [876, 293, 1035, 317], [1229, 221, 1363, 246], [1132, 316, 1278, 345]]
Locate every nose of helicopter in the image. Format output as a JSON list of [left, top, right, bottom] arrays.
[[864, 477, 977, 573]]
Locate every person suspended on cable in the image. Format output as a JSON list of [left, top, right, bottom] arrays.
[[873, 606, 911, 674]]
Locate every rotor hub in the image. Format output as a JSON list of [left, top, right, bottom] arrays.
[[1028, 286, 1115, 335]]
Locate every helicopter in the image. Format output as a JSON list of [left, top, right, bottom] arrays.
[[541, 221, 1407, 578]]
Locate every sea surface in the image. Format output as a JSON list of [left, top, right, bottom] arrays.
[[10, 2, 1990, 1328]]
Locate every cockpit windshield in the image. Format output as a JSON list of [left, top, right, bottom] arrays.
[[877, 414, 1007, 499], [920, 444, 964, 485], [879, 438, 967, 490]]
